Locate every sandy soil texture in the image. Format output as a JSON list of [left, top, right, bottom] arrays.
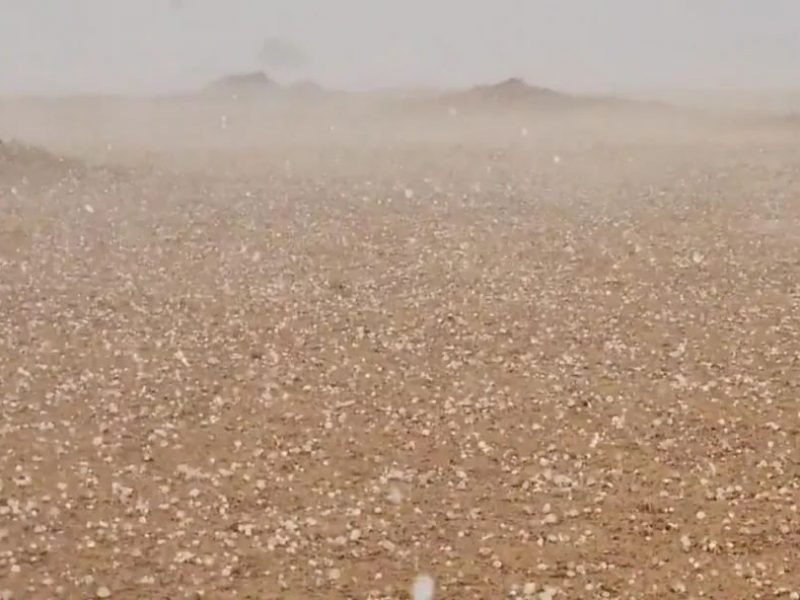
[[1, 99, 800, 599]]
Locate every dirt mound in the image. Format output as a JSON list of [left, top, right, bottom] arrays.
[[205, 71, 279, 98], [0, 139, 88, 193], [0, 139, 75, 170]]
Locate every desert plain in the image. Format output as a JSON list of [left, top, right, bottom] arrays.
[[1, 82, 799, 599]]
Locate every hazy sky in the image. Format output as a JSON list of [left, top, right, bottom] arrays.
[[1, 0, 799, 94]]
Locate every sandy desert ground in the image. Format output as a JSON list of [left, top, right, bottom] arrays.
[[1, 93, 800, 599]]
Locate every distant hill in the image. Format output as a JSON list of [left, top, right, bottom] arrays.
[[439, 78, 639, 111], [199, 72, 336, 101], [204, 72, 279, 98], [288, 80, 326, 96], [465, 78, 569, 104], [192, 73, 674, 116]]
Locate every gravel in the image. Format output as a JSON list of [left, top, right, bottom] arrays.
[[1, 112, 799, 599]]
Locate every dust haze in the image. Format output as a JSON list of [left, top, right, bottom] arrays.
[[2, 2, 800, 600], [2, 0, 800, 95]]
